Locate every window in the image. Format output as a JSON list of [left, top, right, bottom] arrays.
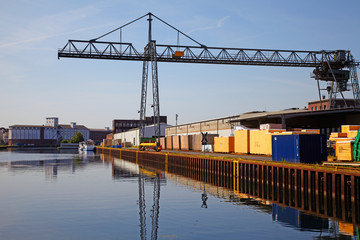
[[324, 105, 326, 110], [315, 106, 317, 110]]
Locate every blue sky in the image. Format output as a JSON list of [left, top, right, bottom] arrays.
[[1, 0, 360, 128]]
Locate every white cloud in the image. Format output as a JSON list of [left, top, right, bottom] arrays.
[[187, 15, 230, 35], [0, 4, 107, 49]]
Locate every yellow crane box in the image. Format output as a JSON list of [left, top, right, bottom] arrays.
[[214, 136, 234, 153]]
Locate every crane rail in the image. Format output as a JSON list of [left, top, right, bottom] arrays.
[[58, 40, 355, 68]]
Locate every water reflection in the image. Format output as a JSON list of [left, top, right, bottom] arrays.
[[272, 204, 328, 230], [111, 157, 164, 240], [3, 150, 101, 180], [1, 149, 358, 239], [104, 153, 360, 239]]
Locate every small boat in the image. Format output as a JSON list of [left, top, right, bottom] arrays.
[[79, 140, 95, 151]]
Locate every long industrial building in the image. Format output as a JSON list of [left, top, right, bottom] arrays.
[[166, 102, 360, 137]]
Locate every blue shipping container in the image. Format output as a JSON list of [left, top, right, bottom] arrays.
[[272, 134, 327, 164]]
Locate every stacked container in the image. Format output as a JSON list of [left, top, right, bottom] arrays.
[[329, 125, 360, 161]]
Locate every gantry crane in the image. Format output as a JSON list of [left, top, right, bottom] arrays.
[[58, 12, 360, 145]]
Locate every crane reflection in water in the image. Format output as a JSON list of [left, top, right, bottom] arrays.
[[111, 157, 163, 240]]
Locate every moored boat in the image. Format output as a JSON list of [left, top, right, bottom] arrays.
[[79, 140, 95, 151]]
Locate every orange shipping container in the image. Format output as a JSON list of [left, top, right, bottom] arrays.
[[214, 136, 234, 153]]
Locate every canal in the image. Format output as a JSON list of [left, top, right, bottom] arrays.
[[0, 148, 358, 239]]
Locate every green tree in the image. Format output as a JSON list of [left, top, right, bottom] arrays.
[[61, 139, 69, 143], [70, 132, 84, 143]]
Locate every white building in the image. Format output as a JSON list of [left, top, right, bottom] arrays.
[[114, 123, 170, 146], [46, 117, 59, 127]]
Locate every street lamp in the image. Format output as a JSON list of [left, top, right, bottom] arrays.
[[175, 114, 178, 135]]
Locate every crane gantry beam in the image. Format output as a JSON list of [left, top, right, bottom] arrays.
[[58, 39, 352, 68]]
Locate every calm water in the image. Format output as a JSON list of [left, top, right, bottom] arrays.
[[0, 149, 358, 240]]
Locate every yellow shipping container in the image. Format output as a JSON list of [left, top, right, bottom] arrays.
[[341, 125, 360, 133], [234, 130, 250, 154], [347, 130, 359, 138], [249, 130, 285, 155], [214, 136, 234, 153], [335, 141, 354, 161]]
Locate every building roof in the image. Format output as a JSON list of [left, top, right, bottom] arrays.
[[230, 107, 360, 123], [233, 109, 307, 121], [59, 124, 89, 130], [89, 128, 112, 132], [167, 107, 360, 129], [308, 98, 356, 104], [9, 125, 55, 128]]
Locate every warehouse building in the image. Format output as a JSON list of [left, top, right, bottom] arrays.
[[8, 125, 57, 146], [166, 107, 360, 138], [114, 123, 170, 146], [89, 128, 112, 145], [8, 117, 91, 146]]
